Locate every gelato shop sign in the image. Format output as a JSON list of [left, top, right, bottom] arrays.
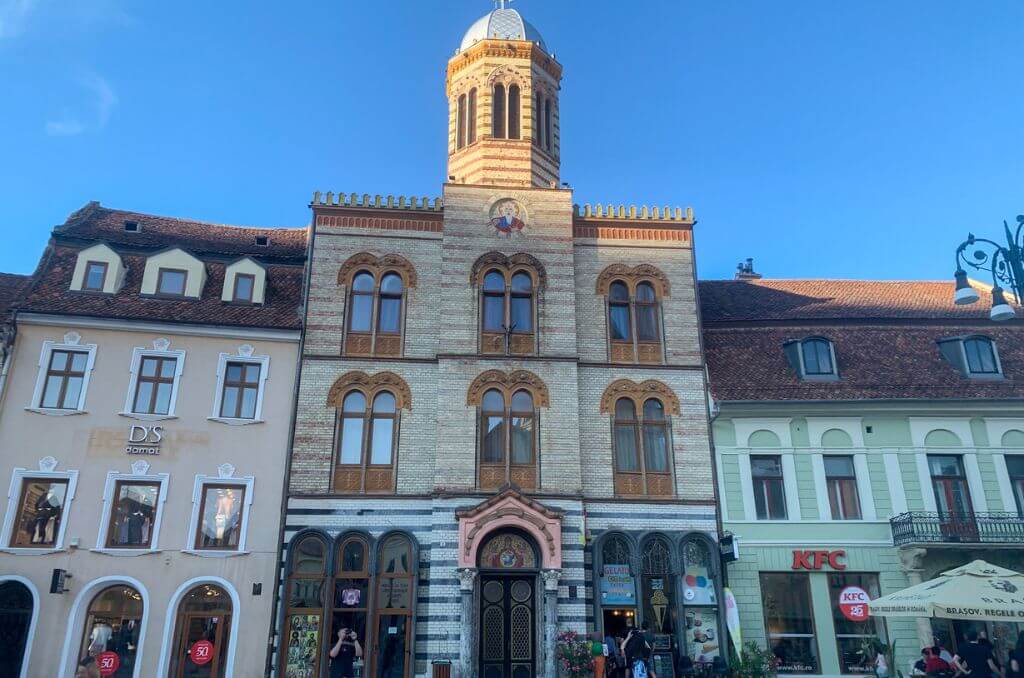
[[125, 425, 163, 455]]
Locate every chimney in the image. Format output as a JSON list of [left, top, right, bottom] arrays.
[[735, 257, 762, 280]]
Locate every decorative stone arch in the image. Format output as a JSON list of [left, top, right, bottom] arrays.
[[326, 371, 412, 410], [595, 264, 671, 298], [486, 64, 527, 89], [638, 531, 678, 575], [338, 252, 418, 289], [470, 251, 546, 289], [467, 369, 549, 407], [599, 379, 681, 416], [456, 487, 564, 569]]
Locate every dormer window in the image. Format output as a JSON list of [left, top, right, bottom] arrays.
[[784, 337, 839, 381], [254, 235, 269, 247], [123, 220, 139, 232], [232, 273, 255, 303], [82, 262, 108, 292], [937, 335, 1003, 379], [156, 269, 188, 297]]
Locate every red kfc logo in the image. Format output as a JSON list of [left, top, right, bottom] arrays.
[[791, 549, 846, 571], [839, 586, 871, 622]]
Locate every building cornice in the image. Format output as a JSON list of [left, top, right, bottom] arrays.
[[16, 313, 300, 343]]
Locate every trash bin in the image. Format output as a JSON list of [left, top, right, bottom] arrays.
[[431, 659, 452, 678]]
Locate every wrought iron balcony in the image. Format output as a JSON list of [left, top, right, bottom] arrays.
[[890, 511, 1024, 546]]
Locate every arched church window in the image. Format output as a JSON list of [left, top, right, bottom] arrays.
[[169, 584, 233, 677], [598, 267, 669, 364], [479, 388, 536, 490], [457, 94, 467, 150], [493, 84, 506, 138], [335, 389, 399, 494], [612, 396, 673, 497], [543, 97, 551, 151], [534, 92, 543, 147], [508, 84, 521, 139], [281, 534, 328, 678], [474, 258, 541, 356], [340, 254, 416, 358], [468, 88, 477, 144]]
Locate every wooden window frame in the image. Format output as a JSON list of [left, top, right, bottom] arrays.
[[132, 356, 178, 415], [281, 536, 329, 678], [82, 261, 108, 292], [1007, 455, 1024, 516], [468, 88, 477, 145], [171, 585, 232, 678], [104, 479, 161, 549], [606, 279, 665, 365], [330, 536, 370, 672], [156, 268, 189, 297], [344, 270, 407, 358], [219, 361, 261, 419], [493, 84, 506, 139], [928, 454, 975, 517], [478, 267, 537, 356], [508, 84, 521, 139], [799, 338, 836, 376], [193, 483, 248, 551], [231, 273, 256, 303], [963, 336, 1001, 376], [333, 390, 400, 494], [371, 536, 414, 678], [457, 94, 467, 150], [751, 455, 788, 520], [823, 455, 862, 520], [39, 349, 88, 410], [478, 389, 538, 491], [10, 477, 70, 548], [612, 397, 674, 497]]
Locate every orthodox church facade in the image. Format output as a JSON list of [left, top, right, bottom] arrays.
[[276, 6, 723, 678]]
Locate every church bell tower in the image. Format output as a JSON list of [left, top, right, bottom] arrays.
[[446, 4, 563, 188]]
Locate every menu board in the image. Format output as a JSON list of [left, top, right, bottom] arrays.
[[651, 652, 675, 678], [285, 614, 321, 678]]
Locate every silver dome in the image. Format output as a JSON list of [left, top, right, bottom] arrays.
[[459, 8, 547, 53]]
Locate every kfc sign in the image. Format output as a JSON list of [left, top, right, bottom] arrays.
[[838, 586, 870, 622], [791, 549, 846, 570]]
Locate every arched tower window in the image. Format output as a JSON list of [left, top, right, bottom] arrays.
[[339, 253, 417, 358], [508, 84, 521, 139], [468, 88, 477, 145], [457, 94, 467, 150], [493, 84, 506, 138], [543, 97, 551, 151], [534, 92, 542, 147]]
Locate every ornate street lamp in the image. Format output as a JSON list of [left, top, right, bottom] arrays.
[[953, 215, 1024, 321]]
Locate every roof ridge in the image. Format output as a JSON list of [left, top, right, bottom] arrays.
[[89, 204, 306, 233]]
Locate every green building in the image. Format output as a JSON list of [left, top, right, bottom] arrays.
[[701, 277, 1024, 677]]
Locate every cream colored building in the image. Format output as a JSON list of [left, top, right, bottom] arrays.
[[0, 203, 306, 677]]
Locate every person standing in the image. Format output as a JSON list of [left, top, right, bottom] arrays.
[[328, 627, 362, 678], [592, 631, 607, 678], [1006, 636, 1024, 678], [955, 630, 1000, 677]]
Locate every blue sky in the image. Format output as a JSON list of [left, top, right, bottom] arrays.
[[2, 1, 1022, 281]]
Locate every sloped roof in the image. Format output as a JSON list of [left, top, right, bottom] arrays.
[[0, 273, 31, 318], [700, 279, 1024, 402]]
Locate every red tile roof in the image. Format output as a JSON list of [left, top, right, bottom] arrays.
[[20, 203, 306, 330], [0, 273, 31, 318], [700, 279, 1024, 402]]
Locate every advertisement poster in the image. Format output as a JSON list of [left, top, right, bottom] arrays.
[[683, 566, 717, 605], [684, 608, 720, 664], [600, 564, 636, 606], [724, 588, 742, 659], [285, 614, 321, 678]]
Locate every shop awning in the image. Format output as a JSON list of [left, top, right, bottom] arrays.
[[868, 559, 1024, 621]]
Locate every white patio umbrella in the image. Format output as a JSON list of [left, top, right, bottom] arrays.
[[869, 559, 1024, 621]]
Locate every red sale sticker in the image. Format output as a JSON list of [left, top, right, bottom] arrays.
[[839, 585, 870, 622], [190, 639, 215, 666], [97, 651, 120, 677]]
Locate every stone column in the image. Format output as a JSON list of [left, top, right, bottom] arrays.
[[457, 567, 477, 678], [542, 569, 562, 678], [897, 548, 933, 646]]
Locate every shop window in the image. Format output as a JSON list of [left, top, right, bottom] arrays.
[[478, 388, 537, 491], [599, 534, 637, 638], [828, 573, 886, 675], [1007, 456, 1024, 516], [79, 585, 144, 676], [104, 481, 160, 549], [9, 477, 70, 548], [330, 535, 370, 673], [681, 538, 720, 666], [169, 584, 232, 677], [751, 455, 787, 520], [334, 390, 399, 494], [824, 456, 862, 520], [0, 581, 33, 675], [640, 536, 674, 638], [193, 484, 247, 551], [282, 535, 328, 678], [760, 573, 819, 674], [374, 534, 413, 678]]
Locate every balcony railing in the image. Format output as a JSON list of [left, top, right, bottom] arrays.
[[890, 511, 1024, 546]]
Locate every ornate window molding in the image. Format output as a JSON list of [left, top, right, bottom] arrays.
[[208, 344, 270, 425], [471, 253, 545, 357], [338, 253, 418, 289], [0, 457, 79, 554], [338, 253, 417, 358], [470, 252, 546, 289], [326, 371, 412, 410], [93, 462, 170, 555], [597, 265, 669, 364], [595, 264, 671, 297], [599, 379, 680, 415], [26, 332, 98, 416], [467, 369, 550, 408], [120, 338, 187, 420], [182, 463, 255, 557]]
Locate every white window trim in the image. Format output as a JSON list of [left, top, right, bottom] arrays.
[[208, 345, 270, 425], [960, 336, 1003, 377], [797, 337, 839, 378], [93, 464, 169, 555], [908, 417, 974, 448], [25, 333, 97, 416], [182, 466, 254, 557], [994, 453, 1018, 514], [120, 340, 186, 420], [883, 452, 909, 516], [742, 451, 797, 521], [0, 458, 79, 554], [984, 418, 1024, 449], [734, 418, 793, 448]]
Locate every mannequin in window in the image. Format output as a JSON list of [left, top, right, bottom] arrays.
[[88, 621, 113, 655], [31, 488, 62, 544], [214, 488, 239, 542]]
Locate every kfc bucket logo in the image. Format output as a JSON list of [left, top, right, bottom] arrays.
[[838, 586, 870, 622]]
